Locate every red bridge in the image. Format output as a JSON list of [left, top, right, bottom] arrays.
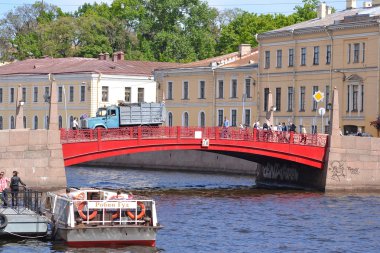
[[61, 127, 328, 169]]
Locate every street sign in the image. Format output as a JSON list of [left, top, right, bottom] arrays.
[[318, 107, 326, 116], [313, 91, 324, 102]]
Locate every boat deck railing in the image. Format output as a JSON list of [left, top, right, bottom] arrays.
[[46, 191, 156, 228], [0, 188, 44, 214]]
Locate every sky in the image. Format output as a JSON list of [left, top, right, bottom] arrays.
[[0, 0, 369, 17]]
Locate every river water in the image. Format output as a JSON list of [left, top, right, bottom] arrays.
[[1, 166, 379, 253]]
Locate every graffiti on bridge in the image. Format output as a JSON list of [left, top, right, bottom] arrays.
[[262, 163, 299, 182], [329, 161, 360, 181]]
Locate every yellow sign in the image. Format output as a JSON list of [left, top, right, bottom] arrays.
[[313, 91, 324, 102]]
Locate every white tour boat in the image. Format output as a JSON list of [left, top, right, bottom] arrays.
[[44, 188, 162, 247]]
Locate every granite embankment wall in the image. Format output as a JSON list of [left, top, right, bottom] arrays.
[[84, 150, 258, 175], [325, 135, 380, 191], [0, 129, 66, 189]]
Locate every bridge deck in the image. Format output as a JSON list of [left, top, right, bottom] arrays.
[[61, 127, 328, 169]]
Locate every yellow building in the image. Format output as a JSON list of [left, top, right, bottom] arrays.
[[0, 52, 178, 130], [257, 0, 380, 136], [154, 45, 258, 127]]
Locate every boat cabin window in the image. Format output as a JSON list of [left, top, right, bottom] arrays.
[[96, 108, 107, 117]]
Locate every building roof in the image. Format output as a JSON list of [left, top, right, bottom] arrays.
[[155, 47, 258, 72], [0, 57, 182, 76], [259, 5, 380, 39]]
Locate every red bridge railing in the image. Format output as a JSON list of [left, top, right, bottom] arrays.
[[60, 126, 328, 147]]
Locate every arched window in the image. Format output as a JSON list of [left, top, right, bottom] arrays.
[[69, 116, 74, 129], [33, 116, 38, 129], [168, 112, 173, 127], [0, 116, 3, 130], [199, 111, 205, 127], [23, 116, 27, 128], [59, 115, 63, 129], [182, 112, 189, 127], [10, 116, 15, 129], [44, 115, 49, 129]]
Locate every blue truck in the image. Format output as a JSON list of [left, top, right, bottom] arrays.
[[80, 102, 166, 129]]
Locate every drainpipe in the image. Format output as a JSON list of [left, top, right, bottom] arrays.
[[291, 29, 296, 124], [95, 71, 102, 117], [377, 20, 380, 119], [324, 26, 334, 132], [212, 68, 216, 127], [255, 33, 261, 122]]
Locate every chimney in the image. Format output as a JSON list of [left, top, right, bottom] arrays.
[[98, 53, 104, 60], [346, 0, 357, 9], [117, 51, 124, 61], [112, 53, 117, 62], [239, 44, 251, 57], [105, 52, 110, 60], [372, 0, 380, 6], [327, 6, 332, 15], [318, 2, 327, 19]]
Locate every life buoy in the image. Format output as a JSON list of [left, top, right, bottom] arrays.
[[127, 202, 146, 220], [73, 192, 85, 200], [78, 201, 98, 220], [0, 214, 8, 230], [108, 195, 127, 220]]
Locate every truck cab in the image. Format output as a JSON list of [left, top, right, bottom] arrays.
[[81, 106, 120, 129]]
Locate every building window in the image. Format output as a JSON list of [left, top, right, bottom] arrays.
[[138, 88, 144, 102], [313, 46, 319, 65], [199, 81, 205, 99], [218, 109, 223, 127], [288, 48, 294, 67], [168, 82, 173, 100], [0, 88, 2, 103], [183, 81, 189, 99], [362, 43, 365, 62], [300, 86, 306, 111], [33, 116, 38, 129], [102, 86, 109, 102], [231, 79, 237, 98], [275, 88, 281, 112], [231, 109, 237, 127], [168, 112, 173, 126], [45, 115, 49, 129], [125, 87, 131, 102], [200, 111, 205, 127], [218, 80, 224, 98], [0, 116, 2, 129], [352, 85, 358, 111], [312, 86, 318, 111], [69, 86, 74, 102], [58, 86, 63, 102], [10, 87, 14, 103], [22, 87, 26, 102], [183, 112, 189, 127], [288, 87, 294, 112], [353, 43, 360, 63], [347, 44, 351, 63], [59, 115, 63, 129], [361, 84, 364, 112], [44, 87, 50, 102], [80, 86, 85, 102], [33, 87, 38, 102], [10, 116, 15, 129], [264, 88, 269, 111], [276, 49, 282, 68], [245, 79, 251, 98], [265, 51, 270, 69], [23, 116, 26, 128], [325, 85, 330, 110], [245, 109, 251, 126], [326, 45, 331, 64], [301, 48, 306, 66]]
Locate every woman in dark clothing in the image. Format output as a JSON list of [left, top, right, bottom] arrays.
[[10, 171, 26, 207]]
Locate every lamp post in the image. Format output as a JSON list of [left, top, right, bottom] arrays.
[[242, 93, 246, 125]]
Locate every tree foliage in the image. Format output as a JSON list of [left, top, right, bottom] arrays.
[[0, 0, 318, 62]]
